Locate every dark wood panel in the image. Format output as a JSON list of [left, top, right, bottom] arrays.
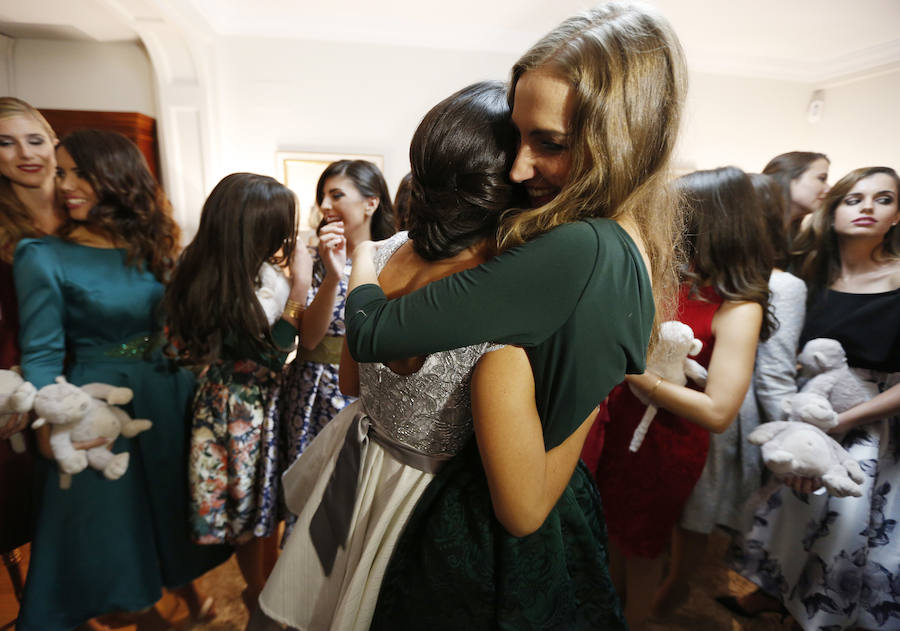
[[39, 109, 161, 181]]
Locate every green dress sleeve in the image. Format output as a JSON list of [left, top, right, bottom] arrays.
[[271, 317, 297, 363], [346, 221, 599, 362], [13, 238, 65, 389]]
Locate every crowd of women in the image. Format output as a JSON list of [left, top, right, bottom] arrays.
[[0, 2, 897, 631]]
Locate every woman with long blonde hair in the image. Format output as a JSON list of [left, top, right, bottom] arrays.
[[0, 96, 63, 606], [344, 3, 686, 628]]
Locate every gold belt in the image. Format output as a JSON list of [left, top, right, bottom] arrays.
[[298, 335, 343, 365]]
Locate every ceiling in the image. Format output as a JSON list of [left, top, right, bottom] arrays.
[[1, 0, 899, 83]]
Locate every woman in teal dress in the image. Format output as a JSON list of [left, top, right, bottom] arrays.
[[13, 129, 230, 631], [345, 3, 688, 629]]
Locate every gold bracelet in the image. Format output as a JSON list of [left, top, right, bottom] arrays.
[[648, 376, 664, 398], [283, 299, 306, 321]]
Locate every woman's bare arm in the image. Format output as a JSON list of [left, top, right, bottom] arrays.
[[626, 300, 763, 433], [830, 382, 900, 433], [300, 225, 347, 350], [472, 345, 595, 537]]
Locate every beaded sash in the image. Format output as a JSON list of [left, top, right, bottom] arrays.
[[73, 333, 163, 362]]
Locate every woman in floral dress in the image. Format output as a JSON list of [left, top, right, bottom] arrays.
[[729, 167, 900, 631], [164, 173, 313, 613]]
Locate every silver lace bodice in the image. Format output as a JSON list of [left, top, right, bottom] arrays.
[[358, 232, 500, 457]]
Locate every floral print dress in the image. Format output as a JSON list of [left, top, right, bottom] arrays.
[[189, 263, 294, 544], [731, 288, 900, 631], [189, 359, 283, 544]]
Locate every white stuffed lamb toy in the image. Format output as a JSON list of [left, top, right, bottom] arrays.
[[32, 377, 153, 489], [255, 261, 292, 326], [628, 321, 707, 452], [0, 368, 37, 453]]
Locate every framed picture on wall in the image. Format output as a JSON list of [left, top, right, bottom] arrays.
[[276, 151, 385, 240]]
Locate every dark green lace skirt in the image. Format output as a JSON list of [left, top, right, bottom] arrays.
[[371, 441, 626, 631]]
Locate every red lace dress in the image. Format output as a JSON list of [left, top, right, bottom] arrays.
[[595, 284, 722, 558]]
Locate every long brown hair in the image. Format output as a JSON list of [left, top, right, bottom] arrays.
[[679, 167, 775, 340], [501, 1, 687, 329], [407, 81, 523, 260], [792, 166, 900, 298], [164, 173, 298, 363], [57, 129, 179, 281], [0, 97, 57, 261], [750, 173, 790, 269], [762, 151, 828, 233]]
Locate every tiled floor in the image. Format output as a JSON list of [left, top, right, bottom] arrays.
[[2, 533, 792, 630]]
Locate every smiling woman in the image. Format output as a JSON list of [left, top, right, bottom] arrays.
[[0, 118, 55, 186], [0, 99, 62, 255], [0, 96, 62, 611], [508, 69, 574, 207], [340, 3, 688, 629], [276, 159, 395, 539], [13, 129, 230, 631], [55, 146, 98, 221]]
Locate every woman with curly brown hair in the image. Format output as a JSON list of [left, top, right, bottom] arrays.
[[13, 129, 230, 631]]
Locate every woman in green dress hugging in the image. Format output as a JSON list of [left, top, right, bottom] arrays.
[[14, 129, 230, 631], [347, 2, 688, 628]]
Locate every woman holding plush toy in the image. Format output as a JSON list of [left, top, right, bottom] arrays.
[[727, 166, 900, 631], [13, 129, 230, 631], [0, 96, 63, 605], [594, 166, 774, 630]]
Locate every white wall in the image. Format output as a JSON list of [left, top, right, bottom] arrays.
[[4, 38, 156, 117], [3, 33, 897, 231], [214, 36, 517, 195], [678, 72, 814, 173], [218, 34, 890, 202], [809, 67, 900, 180], [676, 67, 900, 181]]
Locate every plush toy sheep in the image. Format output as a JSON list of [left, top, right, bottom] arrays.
[[797, 338, 877, 414], [783, 389, 838, 431], [628, 320, 708, 452], [0, 368, 37, 453], [255, 261, 292, 326], [748, 392, 865, 497], [32, 377, 152, 489]]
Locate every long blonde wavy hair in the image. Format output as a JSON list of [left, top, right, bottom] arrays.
[[0, 97, 58, 262], [500, 2, 688, 332]]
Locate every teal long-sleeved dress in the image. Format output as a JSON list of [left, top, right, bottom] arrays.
[[346, 218, 653, 630], [13, 236, 231, 631]]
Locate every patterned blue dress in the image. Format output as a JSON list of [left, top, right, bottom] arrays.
[[279, 248, 355, 508], [731, 287, 900, 631]]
